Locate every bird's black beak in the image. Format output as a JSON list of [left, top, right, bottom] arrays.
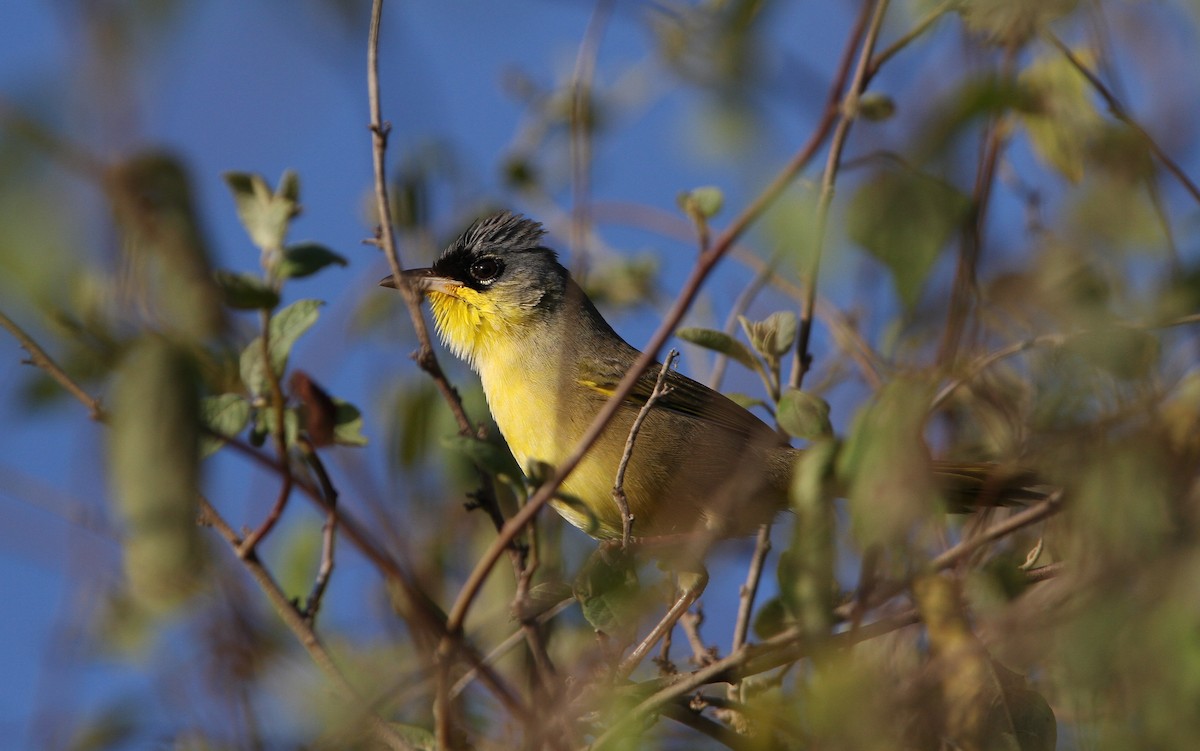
[[380, 267, 457, 295]]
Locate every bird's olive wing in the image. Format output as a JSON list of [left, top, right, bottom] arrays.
[[576, 356, 779, 441]]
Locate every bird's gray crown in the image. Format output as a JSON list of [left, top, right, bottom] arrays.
[[453, 211, 547, 257]]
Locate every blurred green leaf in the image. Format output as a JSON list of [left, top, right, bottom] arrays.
[[752, 596, 789, 639], [388, 724, 438, 751], [276, 518, 321, 603], [1064, 326, 1159, 381], [332, 398, 368, 447], [725, 392, 767, 411], [781, 438, 837, 638], [213, 270, 280, 310], [581, 254, 659, 309], [109, 336, 205, 611], [958, 0, 1077, 47], [984, 669, 1057, 751], [441, 434, 520, 481], [846, 168, 970, 309], [1018, 49, 1104, 183], [573, 550, 641, 636], [515, 581, 574, 622], [677, 185, 724, 220], [277, 243, 348, 280], [676, 327, 760, 372], [837, 378, 940, 548], [776, 388, 832, 440], [112, 152, 225, 339], [65, 700, 138, 751], [239, 299, 322, 396], [223, 170, 300, 253], [857, 91, 896, 121], [199, 393, 250, 457]]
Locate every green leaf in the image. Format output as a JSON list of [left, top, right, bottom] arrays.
[[676, 327, 760, 372], [278, 169, 300, 205], [199, 393, 250, 457], [776, 388, 832, 440], [752, 596, 789, 640], [857, 91, 896, 121], [836, 378, 940, 548], [959, 0, 1077, 48], [677, 185, 724, 219], [332, 398, 369, 447], [725, 392, 767, 411], [277, 243, 348, 280], [109, 337, 205, 611], [1018, 49, 1105, 183], [573, 550, 641, 636], [239, 299, 322, 396], [441, 434, 520, 481], [1065, 327, 1159, 381], [276, 518, 321, 602], [114, 152, 224, 340], [388, 724, 438, 751], [223, 171, 300, 253], [846, 168, 970, 310], [515, 581, 575, 622], [783, 438, 838, 638], [213, 270, 280, 310], [739, 311, 798, 359]]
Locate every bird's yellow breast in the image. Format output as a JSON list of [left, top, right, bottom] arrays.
[[427, 286, 573, 467]]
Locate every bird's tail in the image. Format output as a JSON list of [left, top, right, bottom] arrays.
[[932, 461, 1051, 513]]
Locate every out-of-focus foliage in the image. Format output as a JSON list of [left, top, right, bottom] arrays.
[[2, 0, 1200, 749]]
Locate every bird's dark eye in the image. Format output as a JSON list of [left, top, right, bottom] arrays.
[[469, 257, 504, 284]]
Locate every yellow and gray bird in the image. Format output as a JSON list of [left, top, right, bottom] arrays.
[[381, 212, 1034, 543]]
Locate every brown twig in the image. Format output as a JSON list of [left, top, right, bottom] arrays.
[[300, 444, 339, 624], [568, 0, 615, 267], [867, 0, 954, 75], [211, 434, 534, 725], [832, 493, 1065, 624], [1049, 34, 1200, 207], [729, 525, 772, 658], [5, 315, 532, 728], [366, 3, 547, 741], [936, 47, 1017, 370], [612, 351, 678, 547], [928, 492, 1064, 572], [591, 608, 923, 750], [450, 597, 575, 699], [0, 309, 105, 420], [198, 497, 415, 751], [238, 308, 296, 556], [793, 0, 892, 391]]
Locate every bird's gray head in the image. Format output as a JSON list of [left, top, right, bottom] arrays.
[[431, 212, 569, 312]]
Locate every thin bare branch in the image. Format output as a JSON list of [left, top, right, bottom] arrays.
[[612, 350, 678, 546], [729, 524, 772, 659], [199, 497, 416, 751], [1049, 33, 1200, 206], [794, 0, 892, 391], [0, 309, 105, 420]]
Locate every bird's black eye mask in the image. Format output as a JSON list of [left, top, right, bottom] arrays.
[[433, 211, 557, 291], [432, 248, 508, 291], [435, 244, 566, 293]]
